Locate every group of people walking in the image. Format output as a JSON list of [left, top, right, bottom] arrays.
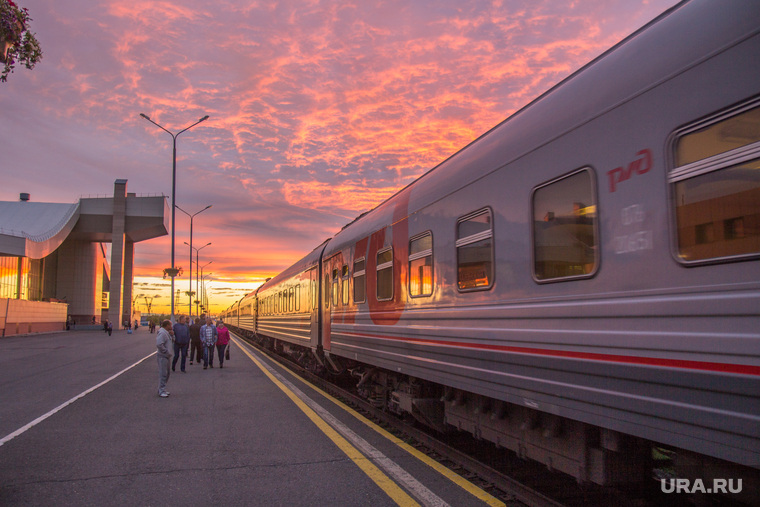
[[155, 317, 230, 398]]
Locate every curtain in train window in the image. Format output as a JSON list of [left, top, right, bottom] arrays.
[[376, 248, 393, 300], [353, 258, 366, 303], [532, 169, 598, 281], [409, 232, 433, 297], [672, 103, 760, 262], [456, 209, 493, 290]]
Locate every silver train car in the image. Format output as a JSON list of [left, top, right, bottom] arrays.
[[223, 0, 759, 494]]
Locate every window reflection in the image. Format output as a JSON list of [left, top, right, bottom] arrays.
[[457, 209, 493, 290], [675, 161, 760, 260], [409, 233, 433, 297], [673, 103, 760, 262], [353, 258, 366, 303], [532, 170, 598, 281], [377, 248, 393, 300]]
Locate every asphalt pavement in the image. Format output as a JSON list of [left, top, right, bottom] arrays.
[[0, 326, 503, 507]]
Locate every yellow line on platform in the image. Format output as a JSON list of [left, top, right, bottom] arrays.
[[231, 337, 504, 507], [233, 338, 420, 507]]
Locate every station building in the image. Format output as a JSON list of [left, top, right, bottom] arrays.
[[0, 179, 168, 336]]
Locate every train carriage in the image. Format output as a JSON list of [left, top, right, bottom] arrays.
[[254, 241, 328, 352], [234, 0, 759, 496], [317, 0, 760, 490]]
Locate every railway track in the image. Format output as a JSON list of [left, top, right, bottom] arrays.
[[235, 333, 665, 507]]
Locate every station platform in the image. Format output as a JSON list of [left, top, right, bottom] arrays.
[[0, 326, 505, 506]]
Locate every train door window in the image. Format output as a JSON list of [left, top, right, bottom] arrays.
[[409, 232, 433, 297], [332, 268, 340, 306], [324, 273, 330, 310], [670, 101, 760, 263], [311, 269, 318, 310], [456, 208, 494, 291], [532, 169, 598, 281], [376, 248, 394, 300], [353, 258, 366, 303], [296, 284, 301, 312], [341, 265, 349, 305], [289, 287, 295, 312]]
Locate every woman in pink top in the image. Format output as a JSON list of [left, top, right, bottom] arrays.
[[216, 320, 230, 368]]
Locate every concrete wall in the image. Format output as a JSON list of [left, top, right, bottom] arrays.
[[0, 299, 68, 336], [55, 239, 104, 322]]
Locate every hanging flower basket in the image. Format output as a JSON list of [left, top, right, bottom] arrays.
[[0, 0, 42, 82]]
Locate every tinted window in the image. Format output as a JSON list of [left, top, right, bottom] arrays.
[[672, 103, 760, 262], [353, 258, 366, 303], [532, 169, 598, 281], [377, 248, 393, 300], [457, 209, 493, 290], [409, 232, 433, 297]]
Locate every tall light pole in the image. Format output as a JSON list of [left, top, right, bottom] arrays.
[[187, 244, 212, 317], [202, 273, 212, 315], [177, 205, 212, 318], [199, 263, 212, 315], [140, 113, 209, 323]]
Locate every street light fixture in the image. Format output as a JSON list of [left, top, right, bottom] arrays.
[[140, 113, 209, 323], [177, 204, 212, 318]]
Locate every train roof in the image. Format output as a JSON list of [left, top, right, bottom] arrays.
[[254, 239, 330, 295], [325, 0, 760, 253]]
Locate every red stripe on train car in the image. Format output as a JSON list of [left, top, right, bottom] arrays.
[[338, 332, 760, 376]]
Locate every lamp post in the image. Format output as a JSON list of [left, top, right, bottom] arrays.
[[199, 263, 212, 315], [186, 244, 212, 318], [177, 204, 212, 318], [140, 113, 209, 323], [202, 273, 212, 315]]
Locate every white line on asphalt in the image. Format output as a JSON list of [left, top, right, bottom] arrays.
[[0, 352, 157, 447]]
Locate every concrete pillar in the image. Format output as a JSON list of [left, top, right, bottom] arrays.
[[16, 256, 22, 299], [55, 239, 101, 320], [108, 179, 127, 328], [122, 240, 134, 327]]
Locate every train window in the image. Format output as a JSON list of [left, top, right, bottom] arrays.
[[289, 287, 295, 312], [311, 269, 318, 310], [324, 273, 330, 310], [671, 102, 760, 263], [532, 169, 598, 281], [457, 209, 493, 291], [296, 284, 300, 312], [377, 248, 393, 300], [332, 268, 340, 306], [341, 265, 349, 305], [353, 258, 366, 303], [409, 232, 433, 297]]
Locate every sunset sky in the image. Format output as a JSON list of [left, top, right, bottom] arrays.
[[0, 0, 679, 315]]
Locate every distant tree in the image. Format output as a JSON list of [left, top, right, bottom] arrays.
[[0, 0, 41, 82]]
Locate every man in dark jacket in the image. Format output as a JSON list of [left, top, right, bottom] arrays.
[[172, 316, 190, 373], [189, 318, 202, 365]]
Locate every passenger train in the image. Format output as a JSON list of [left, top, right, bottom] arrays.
[[222, 0, 760, 496]]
